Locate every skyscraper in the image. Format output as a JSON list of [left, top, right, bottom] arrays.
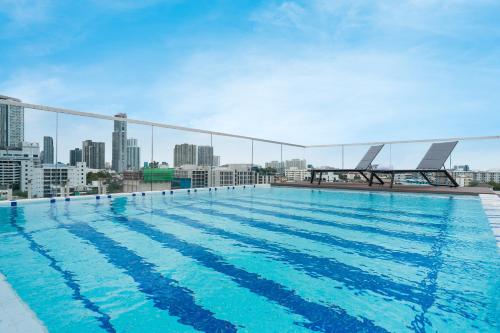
[[212, 155, 220, 167], [0, 95, 24, 149], [197, 145, 213, 166], [112, 113, 127, 173], [42, 136, 54, 164], [82, 140, 105, 169], [285, 158, 306, 169], [126, 138, 140, 171], [69, 148, 83, 166], [174, 143, 197, 167]]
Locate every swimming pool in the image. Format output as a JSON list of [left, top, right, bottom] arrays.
[[0, 187, 498, 332]]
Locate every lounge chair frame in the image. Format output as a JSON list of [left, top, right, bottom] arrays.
[[310, 145, 385, 185], [368, 141, 459, 188]]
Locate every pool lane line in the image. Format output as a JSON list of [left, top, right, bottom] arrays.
[[130, 199, 430, 307], [105, 198, 388, 333], [234, 192, 444, 220], [56, 209, 237, 333], [410, 198, 453, 332], [169, 198, 432, 268], [151, 196, 485, 323], [229, 196, 444, 230], [150, 195, 433, 268], [8, 207, 116, 333], [195, 198, 437, 244]]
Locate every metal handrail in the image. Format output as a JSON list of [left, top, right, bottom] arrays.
[[3, 99, 305, 148], [3, 99, 500, 148]]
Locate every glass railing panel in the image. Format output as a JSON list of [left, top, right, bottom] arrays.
[[123, 123, 154, 193], [211, 135, 252, 186], [153, 127, 211, 189], [281, 145, 307, 183], [446, 140, 500, 189], [1, 107, 57, 200], [57, 112, 113, 196], [253, 141, 281, 184]]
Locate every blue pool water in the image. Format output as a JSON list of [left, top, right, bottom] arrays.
[[0, 187, 498, 332]]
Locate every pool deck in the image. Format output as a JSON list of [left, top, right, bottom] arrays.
[[272, 181, 496, 196], [0, 273, 47, 333]]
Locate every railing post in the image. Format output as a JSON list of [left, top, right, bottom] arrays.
[[210, 133, 213, 187], [280, 144, 283, 179], [389, 143, 392, 167], [151, 125, 154, 191], [55, 111, 59, 197], [341, 145, 344, 169], [251, 139, 254, 185]]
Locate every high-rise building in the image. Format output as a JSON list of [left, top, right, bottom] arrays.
[[126, 138, 141, 171], [0, 95, 24, 149], [285, 158, 306, 169], [197, 145, 213, 166], [212, 155, 220, 167], [42, 136, 54, 164], [265, 160, 284, 170], [112, 113, 127, 173], [82, 140, 105, 169], [174, 143, 197, 167], [69, 148, 83, 166]]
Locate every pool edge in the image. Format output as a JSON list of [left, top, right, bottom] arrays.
[[0, 273, 47, 333], [1, 184, 271, 207], [479, 194, 500, 251]]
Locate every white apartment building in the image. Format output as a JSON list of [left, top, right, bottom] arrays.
[[235, 170, 255, 185], [223, 164, 255, 185], [472, 170, 500, 183], [285, 167, 310, 182], [256, 174, 275, 184], [174, 163, 275, 188], [174, 165, 209, 188], [32, 162, 87, 198], [211, 167, 235, 187], [452, 170, 500, 185], [285, 159, 307, 170], [0, 142, 40, 192]]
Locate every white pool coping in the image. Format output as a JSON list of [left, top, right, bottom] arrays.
[[0, 273, 47, 333], [0, 184, 271, 207], [479, 194, 500, 251]]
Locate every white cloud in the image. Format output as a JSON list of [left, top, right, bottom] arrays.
[[1, 0, 499, 168], [90, 0, 175, 10], [0, 0, 53, 27], [250, 1, 307, 29]]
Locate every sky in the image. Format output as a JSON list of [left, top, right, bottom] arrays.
[[1, 0, 499, 168]]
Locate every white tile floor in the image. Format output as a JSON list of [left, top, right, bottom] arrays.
[[479, 194, 500, 250], [0, 273, 47, 333]]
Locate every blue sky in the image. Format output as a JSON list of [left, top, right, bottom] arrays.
[[1, 0, 499, 168]]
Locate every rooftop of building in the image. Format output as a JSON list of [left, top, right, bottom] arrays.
[[0, 95, 21, 102]]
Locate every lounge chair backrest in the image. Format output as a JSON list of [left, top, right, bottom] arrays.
[[416, 141, 458, 170], [355, 145, 384, 170]]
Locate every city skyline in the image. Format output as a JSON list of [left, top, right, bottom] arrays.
[[2, 91, 497, 171]]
